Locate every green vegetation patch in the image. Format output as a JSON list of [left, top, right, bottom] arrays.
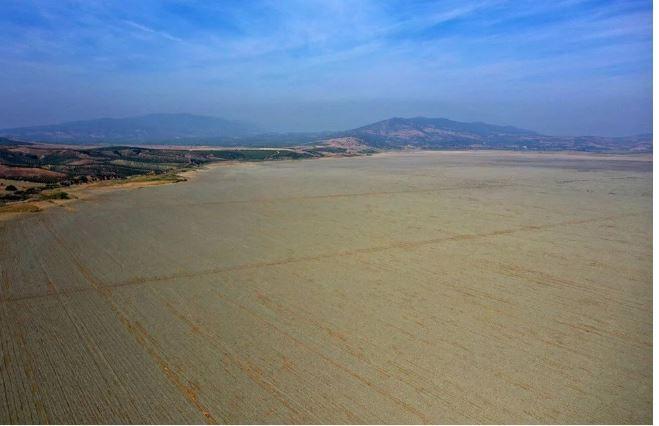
[[40, 190, 71, 200]]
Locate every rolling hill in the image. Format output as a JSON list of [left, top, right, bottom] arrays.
[[335, 117, 651, 152], [0, 113, 260, 143], [0, 114, 651, 152], [341, 117, 538, 148]]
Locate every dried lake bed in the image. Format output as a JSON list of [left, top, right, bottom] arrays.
[[0, 151, 652, 423]]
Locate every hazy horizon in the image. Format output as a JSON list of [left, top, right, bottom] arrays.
[[1, 111, 654, 139], [1, 0, 652, 136]]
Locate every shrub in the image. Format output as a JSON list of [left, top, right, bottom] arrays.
[[41, 191, 70, 200]]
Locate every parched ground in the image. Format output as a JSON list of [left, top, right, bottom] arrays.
[[0, 151, 652, 424]]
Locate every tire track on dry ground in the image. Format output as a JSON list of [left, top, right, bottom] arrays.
[[37, 216, 221, 424], [107, 212, 638, 288], [1, 212, 639, 304], [79, 182, 523, 211]]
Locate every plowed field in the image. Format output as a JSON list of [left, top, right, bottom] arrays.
[[0, 151, 651, 423]]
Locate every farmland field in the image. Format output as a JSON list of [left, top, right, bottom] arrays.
[[0, 151, 652, 423]]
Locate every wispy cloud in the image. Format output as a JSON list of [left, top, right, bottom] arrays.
[[0, 0, 651, 135], [122, 20, 183, 43]]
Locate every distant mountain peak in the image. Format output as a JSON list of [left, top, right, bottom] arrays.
[[0, 113, 261, 143], [345, 116, 539, 148], [357, 116, 537, 134], [334, 116, 649, 152], [0, 114, 650, 152]]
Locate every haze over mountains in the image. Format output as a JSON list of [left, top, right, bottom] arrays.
[[0, 113, 259, 143], [0, 113, 651, 152], [338, 117, 651, 152]]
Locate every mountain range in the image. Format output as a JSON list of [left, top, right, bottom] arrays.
[[0, 114, 651, 152], [0, 113, 259, 143]]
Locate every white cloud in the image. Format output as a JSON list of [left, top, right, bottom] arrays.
[[122, 20, 183, 42]]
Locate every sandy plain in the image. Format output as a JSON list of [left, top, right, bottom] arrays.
[[0, 151, 652, 424]]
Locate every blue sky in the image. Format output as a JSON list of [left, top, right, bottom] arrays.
[[0, 0, 652, 135]]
